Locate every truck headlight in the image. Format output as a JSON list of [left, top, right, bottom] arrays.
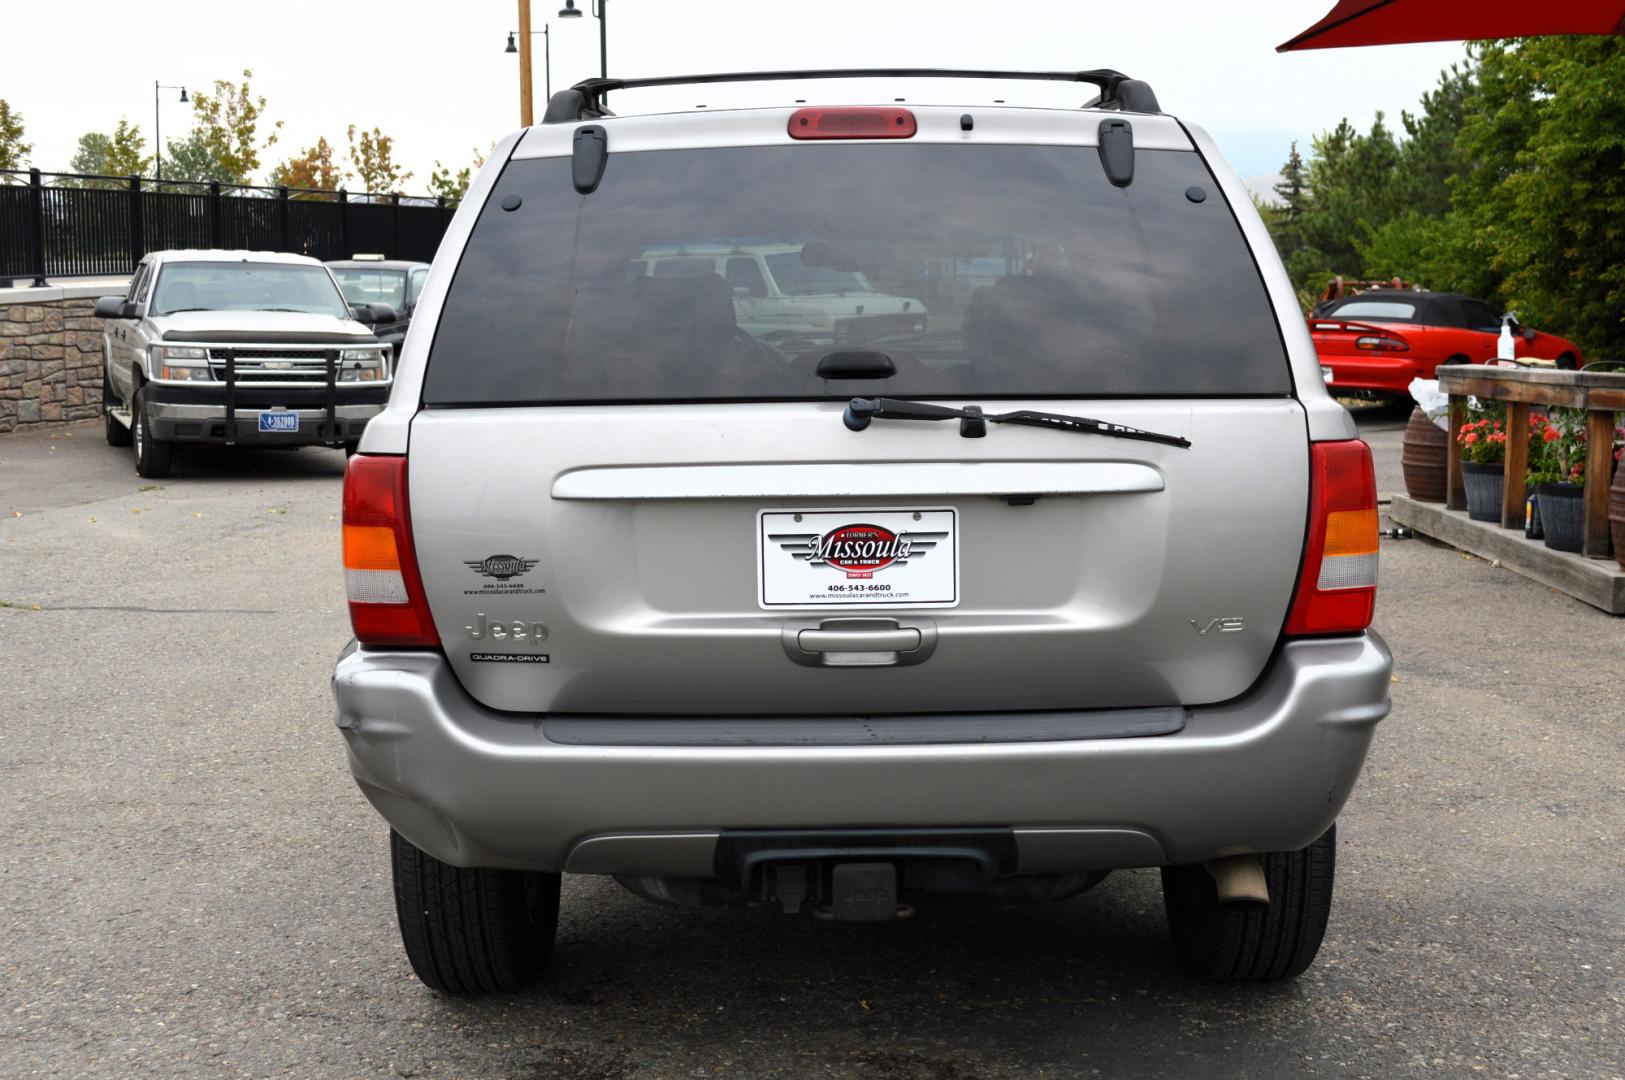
[[154, 346, 212, 380], [340, 348, 385, 382]]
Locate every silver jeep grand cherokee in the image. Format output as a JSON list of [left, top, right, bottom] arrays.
[[332, 69, 1392, 994]]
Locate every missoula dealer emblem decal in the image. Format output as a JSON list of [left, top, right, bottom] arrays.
[[465, 554, 539, 580], [774, 523, 944, 580], [462, 554, 546, 597]]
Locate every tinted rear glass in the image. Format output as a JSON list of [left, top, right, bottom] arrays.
[[424, 145, 1290, 405], [1331, 299, 1419, 322]]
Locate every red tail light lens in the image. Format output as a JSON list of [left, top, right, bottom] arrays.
[[1285, 440, 1379, 636], [1354, 334, 1408, 352], [342, 454, 440, 647], [788, 107, 917, 140]]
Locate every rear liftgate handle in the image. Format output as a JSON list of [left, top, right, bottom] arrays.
[[782, 617, 938, 668]]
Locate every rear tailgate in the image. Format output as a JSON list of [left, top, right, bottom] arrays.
[[402, 115, 1311, 716], [409, 400, 1306, 714]]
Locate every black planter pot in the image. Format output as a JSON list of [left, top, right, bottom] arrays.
[[1536, 482, 1586, 553], [1461, 461, 1505, 523]]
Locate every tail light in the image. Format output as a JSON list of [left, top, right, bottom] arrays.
[[789, 107, 917, 140], [1354, 334, 1408, 352], [1285, 440, 1378, 635], [342, 454, 440, 647]]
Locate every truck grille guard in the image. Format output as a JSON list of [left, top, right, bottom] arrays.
[[152, 340, 390, 447], [202, 347, 353, 448]]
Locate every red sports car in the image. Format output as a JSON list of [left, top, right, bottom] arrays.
[[1309, 291, 1584, 397]]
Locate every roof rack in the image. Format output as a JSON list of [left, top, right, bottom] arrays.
[[540, 68, 1161, 124]]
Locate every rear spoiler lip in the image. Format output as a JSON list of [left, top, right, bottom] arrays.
[[1305, 318, 1411, 343]]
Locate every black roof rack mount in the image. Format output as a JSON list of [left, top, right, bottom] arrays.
[[540, 68, 1161, 124]]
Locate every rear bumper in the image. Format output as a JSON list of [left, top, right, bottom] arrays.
[[332, 633, 1392, 874], [1320, 354, 1434, 395]]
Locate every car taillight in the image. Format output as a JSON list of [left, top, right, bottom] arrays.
[[342, 454, 440, 647], [1354, 334, 1408, 352], [1285, 440, 1378, 636], [788, 107, 917, 139]]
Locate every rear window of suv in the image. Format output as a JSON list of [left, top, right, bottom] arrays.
[[423, 144, 1290, 405]]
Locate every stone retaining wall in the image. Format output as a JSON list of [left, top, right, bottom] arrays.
[[0, 284, 125, 434]]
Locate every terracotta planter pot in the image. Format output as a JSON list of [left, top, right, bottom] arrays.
[[1536, 482, 1586, 553], [1461, 461, 1504, 523], [1610, 464, 1625, 570], [1400, 408, 1448, 502]]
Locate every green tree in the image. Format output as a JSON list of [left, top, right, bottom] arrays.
[[347, 125, 411, 195], [104, 119, 152, 177], [1453, 37, 1624, 359], [67, 131, 112, 177], [189, 69, 281, 184], [160, 130, 235, 186], [1390, 65, 1472, 216], [0, 98, 30, 171], [427, 161, 471, 202], [1270, 141, 1308, 265], [427, 145, 486, 202]]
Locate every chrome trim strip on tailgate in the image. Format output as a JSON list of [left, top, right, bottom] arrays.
[[551, 461, 1164, 500]]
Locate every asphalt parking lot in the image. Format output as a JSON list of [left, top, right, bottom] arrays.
[[2, 412, 1621, 1080]]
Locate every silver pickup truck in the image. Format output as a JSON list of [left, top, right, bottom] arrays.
[[96, 250, 395, 477]]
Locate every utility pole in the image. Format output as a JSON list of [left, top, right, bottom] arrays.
[[518, 0, 535, 127]]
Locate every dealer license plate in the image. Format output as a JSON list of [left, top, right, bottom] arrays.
[[258, 411, 299, 433], [758, 508, 958, 609]]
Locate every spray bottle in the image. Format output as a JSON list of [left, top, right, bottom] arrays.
[[1497, 312, 1517, 361]]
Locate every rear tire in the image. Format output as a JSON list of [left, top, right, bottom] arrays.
[[103, 367, 132, 447], [1160, 824, 1335, 982], [132, 384, 173, 479], [390, 830, 561, 994]]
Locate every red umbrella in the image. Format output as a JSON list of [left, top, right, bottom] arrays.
[[1278, 0, 1625, 51]]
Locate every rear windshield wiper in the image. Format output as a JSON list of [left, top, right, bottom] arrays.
[[843, 396, 1191, 449]]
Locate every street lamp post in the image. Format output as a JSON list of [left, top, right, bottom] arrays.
[[154, 81, 187, 181], [506, 19, 551, 125], [557, 0, 606, 80]]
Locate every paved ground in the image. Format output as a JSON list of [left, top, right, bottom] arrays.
[[1, 413, 1621, 1080]]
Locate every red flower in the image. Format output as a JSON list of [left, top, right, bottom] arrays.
[[1543, 426, 1561, 442], [1464, 432, 1479, 445]]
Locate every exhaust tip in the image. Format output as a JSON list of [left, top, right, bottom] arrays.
[[1204, 854, 1270, 907]]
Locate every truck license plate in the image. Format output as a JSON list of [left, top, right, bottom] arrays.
[[258, 411, 299, 433], [758, 508, 958, 609]]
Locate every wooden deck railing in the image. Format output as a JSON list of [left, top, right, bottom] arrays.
[[1439, 365, 1625, 558]]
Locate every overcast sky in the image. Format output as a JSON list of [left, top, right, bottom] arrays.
[[5, 0, 1467, 190]]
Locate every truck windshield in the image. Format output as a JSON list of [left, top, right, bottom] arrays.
[[424, 144, 1291, 405], [763, 255, 874, 297], [332, 268, 409, 310], [152, 262, 350, 317]]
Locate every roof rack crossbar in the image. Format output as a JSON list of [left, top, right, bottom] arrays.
[[540, 68, 1157, 124]]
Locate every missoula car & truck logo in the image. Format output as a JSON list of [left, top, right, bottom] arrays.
[[771, 523, 946, 580], [464, 554, 540, 581]]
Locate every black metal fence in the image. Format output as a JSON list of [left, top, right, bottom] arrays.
[[0, 169, 459, 286]]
